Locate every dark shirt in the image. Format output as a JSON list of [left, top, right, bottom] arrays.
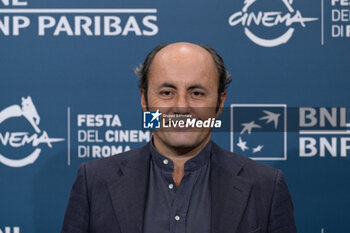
[[143, 141, 212, 233]]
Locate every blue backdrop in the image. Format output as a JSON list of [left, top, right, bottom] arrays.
[[0, 0, 349, 232]]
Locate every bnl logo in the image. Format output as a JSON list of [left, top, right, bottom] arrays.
[[231, 104, 287, 160], [143, 110, 161, 129]]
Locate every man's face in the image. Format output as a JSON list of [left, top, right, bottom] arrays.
[[141, 43, 226, 152]]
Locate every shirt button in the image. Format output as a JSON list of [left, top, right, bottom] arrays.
[[168, 183, 174, 189], [163, 159, 169, 165], [175, 215, 180, 221]]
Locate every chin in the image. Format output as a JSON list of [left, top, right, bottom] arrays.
[[162, 131, 208, 149]]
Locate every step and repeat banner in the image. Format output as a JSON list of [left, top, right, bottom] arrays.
[[0, 0, 349, 232]]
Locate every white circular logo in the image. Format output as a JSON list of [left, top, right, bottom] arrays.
[[228, 0, 318, 47], [0, 96, 64, 167]]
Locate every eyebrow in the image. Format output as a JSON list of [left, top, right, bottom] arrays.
[[159, 82, 177, 89], [187, 84, 208, 92], [158, 83, 209, 92]]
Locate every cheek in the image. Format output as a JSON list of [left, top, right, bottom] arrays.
[[194, 94, 219, 108], [191, 107, 217, 120]]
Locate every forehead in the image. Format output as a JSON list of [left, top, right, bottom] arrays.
[[148, 44, 219, 87]]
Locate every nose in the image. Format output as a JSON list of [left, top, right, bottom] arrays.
[[173, 92, 190, 115]]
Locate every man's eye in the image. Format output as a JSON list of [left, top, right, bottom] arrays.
[[192, 91, 204, 97], [160, 91, 172, 96]]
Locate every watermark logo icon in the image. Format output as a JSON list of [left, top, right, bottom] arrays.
[[143, 109, 161, 129]]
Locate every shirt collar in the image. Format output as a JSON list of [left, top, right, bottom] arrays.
[[149, 139, 212, 172]]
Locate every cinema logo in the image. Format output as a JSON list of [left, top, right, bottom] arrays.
[[228, 0, 318, 47], [0, 96, 64, 167]]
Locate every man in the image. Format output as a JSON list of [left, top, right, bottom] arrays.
[[61, 42, 297, 233]]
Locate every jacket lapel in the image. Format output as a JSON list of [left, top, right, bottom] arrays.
[[106, 145, 151, 233], [211, 142, 253, 233]]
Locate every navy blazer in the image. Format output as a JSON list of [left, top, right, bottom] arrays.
[[61, 142, 297, 233]]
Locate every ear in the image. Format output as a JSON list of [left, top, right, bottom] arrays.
[[216, 91, 227, 117], [140, 89, 147, 111]]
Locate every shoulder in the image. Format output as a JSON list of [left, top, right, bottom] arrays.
[[78, 143, 150, 179], [211, 141, 288, 203]]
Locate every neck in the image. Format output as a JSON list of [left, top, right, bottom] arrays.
[[153, 135, 210, 160], [153, 135, 210, 187]]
